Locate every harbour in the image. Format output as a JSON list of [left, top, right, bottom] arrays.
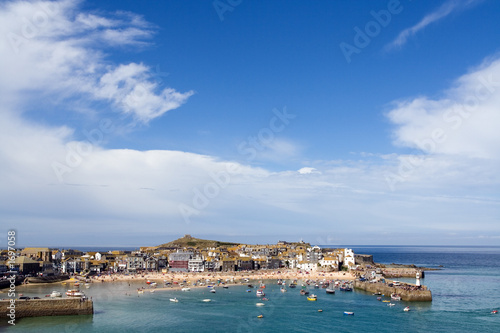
[[1, 246, 499, 332]]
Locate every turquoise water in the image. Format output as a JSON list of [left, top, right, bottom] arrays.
[[2, 246, 500, 332]]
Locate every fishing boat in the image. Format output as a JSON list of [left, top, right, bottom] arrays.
[[289, 281, 297, 288], [170, 298, 179, 303], [404, 306, 411, 312], [50, 291, 62, 297], [314, 284, 319, 289], [202, 299, 211, 302], [391, 293, 401, 301], [299, 289, 309, 296], [377, 297, 382, 301], [382, 300, 391, 303], [307, 294, 317, 301], [256, 289, 265, 297], [66, 290, 84, 297], [181, 287, 191, 291], [257, 315, 263, 318], [280, 287, 287, 293], [343, 311, 354, 316], [492, 310, 498, 314], [387, 303, 395, 307], [256, 303, 265, 307], [223, 286, 229, 289], [210, 288, 216, 293]]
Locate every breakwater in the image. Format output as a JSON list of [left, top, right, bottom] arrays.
[[353, 280, 432, 302], [1, 298, 93, 319]]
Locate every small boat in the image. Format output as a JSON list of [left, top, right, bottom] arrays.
[[382, 300, 391, 303], [373, 292, 382, 296], [388, 303, 395, 307], [170, 298, 179, 303], [492, 310, 498, 314], [391, 293, 401, 301], [66, 290, 84, 297], [138, 290, 144, 294], [256, 303, 265, 307], [223, 286, 229, 289], [343, 311, 354, 316], [326, 284, 335, 294], [246, 289, 252, 293], [150, 290, 155, 293], [314, 284, 319, 289], [262, 297, 269, 301], [256, 289, 265, 297], [257, 315, 263, 318], [280, 288, 287, 293], [404, 306, 411, 312], [50, 291, 62, 297], [377, 297, 382, 301], [318, 309, 323, 312], [289, 282, 297, 288], [307, 294, 317, 301], [247, 284, 254, 288], [202, 299, 211, 302], [299, 289, 309, 296], [210, 288, 216, 293], [181, 287, 191, 291], [74, 282, 80, 286], [85, 283, 90, 289]]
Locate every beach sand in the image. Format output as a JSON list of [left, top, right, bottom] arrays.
[[74, 270, 355, 290]]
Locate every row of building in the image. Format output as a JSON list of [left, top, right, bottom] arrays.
[[0, 241, 357, 276]]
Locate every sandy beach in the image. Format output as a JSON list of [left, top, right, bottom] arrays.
[[70, 270, 355, 290]]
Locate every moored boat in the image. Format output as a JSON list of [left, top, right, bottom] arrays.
[[66, 289, 84, 297], [170, 298, 178, 302], [326, 284, 335, 294], [256, 289, 265, 297], [404, 306, 411, 312], [50, 291, 62, 297], [343, 311, 354, 315], [307, 294, 317, 301], [391, 293, 401, 301]]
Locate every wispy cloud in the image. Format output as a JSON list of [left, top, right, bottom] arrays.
[[386, 0, 480, 51]]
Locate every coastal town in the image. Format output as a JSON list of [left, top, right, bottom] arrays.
[[1, 235, 358, 278], [1, 235, 425, 288], [1, 235, 437, 321]]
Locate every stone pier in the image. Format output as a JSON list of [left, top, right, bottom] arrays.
[[353, 280, 432, 302], [1, 298, 93, 320]]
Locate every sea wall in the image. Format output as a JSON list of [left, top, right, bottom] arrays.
[[353, 281, 432, 302], [381, 268, 425, 278], [0, 298, 93, 319]]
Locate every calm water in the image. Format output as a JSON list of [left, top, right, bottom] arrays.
[[2, 246, 499, 332]]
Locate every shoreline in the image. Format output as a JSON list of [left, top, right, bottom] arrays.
[[2, 270, 355, 293]]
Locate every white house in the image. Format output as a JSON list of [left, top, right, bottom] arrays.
[[343, 248, 355, 269]]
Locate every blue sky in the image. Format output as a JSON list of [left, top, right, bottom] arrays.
[[1, 0, 499, 247]]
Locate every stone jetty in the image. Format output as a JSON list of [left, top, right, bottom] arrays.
[[353, 280, 432, 302], [1, 298, 93, 319]]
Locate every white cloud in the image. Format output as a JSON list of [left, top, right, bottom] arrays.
[[387, 55, 500, 159], [0, 0, 193, 123], [298, 167, 320, 175], [386, 0, 480, 51]]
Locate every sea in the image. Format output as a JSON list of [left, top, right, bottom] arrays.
[[2, 246, 499, 333]]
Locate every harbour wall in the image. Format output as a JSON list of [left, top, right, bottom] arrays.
[[1, 298, 93, 319], [353, 281, 432, 302]]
